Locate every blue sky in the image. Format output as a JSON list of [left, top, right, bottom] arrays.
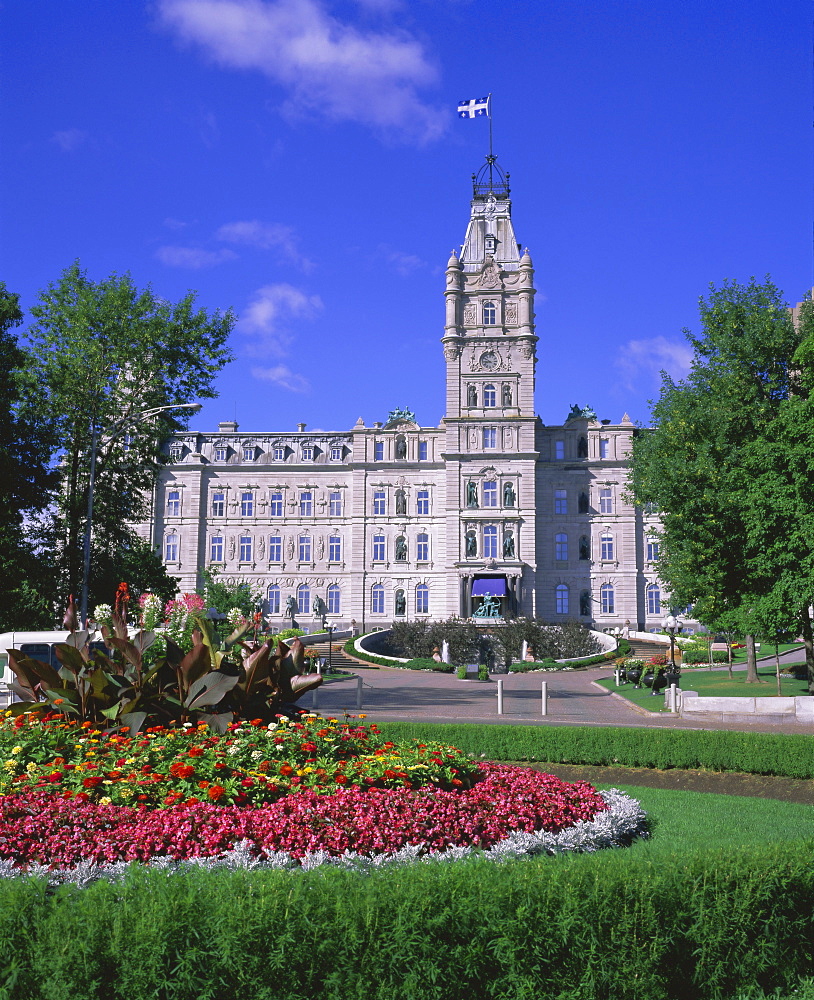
[[3, 0, 812, 433]]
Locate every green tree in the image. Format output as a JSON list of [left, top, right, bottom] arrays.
[[20, 263, 234, 614], [0, 284, 56, 629], [197, 568, 262, 619], [631, 278, 809, 686]]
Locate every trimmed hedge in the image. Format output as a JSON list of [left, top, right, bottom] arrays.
[[376, 722, 814, 779], [403, 657, 455, 673], [0, 844, 812, 999]]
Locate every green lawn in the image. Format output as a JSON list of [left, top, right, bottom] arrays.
[[676, 641, 803, 665], [598, 665, 810, 711]]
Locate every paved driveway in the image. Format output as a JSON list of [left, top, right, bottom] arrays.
[[309, 663, 813, 734]]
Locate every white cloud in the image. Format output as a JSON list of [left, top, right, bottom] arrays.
[[155, 245, 237, 268], [251, 364, 311, 392], [163, 217, 192, 230], [376, 243, 425, 276], [238, 282, 323, 358], [51, 128, 88, 152], [156, 0, 446, 141], [216, 219, 313, 270], [615, 336, 694, 390]]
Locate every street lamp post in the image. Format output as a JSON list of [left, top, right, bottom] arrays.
[[662, 614, 680, 673], [79, 402, 201, 627]]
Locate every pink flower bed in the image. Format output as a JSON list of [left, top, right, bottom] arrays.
[[0, 764, 606, 866]]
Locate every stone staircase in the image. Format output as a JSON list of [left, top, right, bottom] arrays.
[[626, 638, 672, 660], [307, 642, 369, 673]]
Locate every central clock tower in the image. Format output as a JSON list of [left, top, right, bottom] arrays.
[[441, 156, 539, 618]]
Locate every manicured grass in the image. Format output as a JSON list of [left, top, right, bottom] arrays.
[[597, 665, 810, 710], [597, 783, 814, 855]]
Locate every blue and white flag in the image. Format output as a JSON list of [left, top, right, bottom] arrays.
[[458, 96, 490, 119]]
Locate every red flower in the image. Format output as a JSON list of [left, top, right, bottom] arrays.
[[279, 764, 294, 776], [82, 777, 103, 788], [207, 785, 225, 801], [334, 774, 347, 784]]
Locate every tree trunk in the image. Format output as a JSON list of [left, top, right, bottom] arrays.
[[801, 608, 814, 695], [745, 634, 759, 683]]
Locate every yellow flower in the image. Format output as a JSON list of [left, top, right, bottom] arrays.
[[10, 747, 22, 755], [99, 797, 112, 806], [3, 762, 15, 771]]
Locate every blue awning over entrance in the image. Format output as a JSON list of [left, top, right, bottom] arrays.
[[472, 577, 507, 597]]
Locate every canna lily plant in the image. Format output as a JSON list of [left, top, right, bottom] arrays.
[[5, 593, 323, 737]]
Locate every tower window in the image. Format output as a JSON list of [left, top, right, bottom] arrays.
[[416, 533, 429, 561], [647, 539, 660, 561], [555, 533, 568, 561], [483, 302, 496, 325], [554, 440, 565, 460], [554, 489, 567, 515], [483, 524, 498, 559], [416, 490, 429, 515], [600, 583, 615, 615], [483, 428, 496, 449], [483, 481, 497, 507], [599, 488, 613, 514], [329, 535, 342, 562], [483, 384, 496, 407], [373, 534, 385, 562], [374, 441, 384, 461], [419, 441, 428, 461], [601, 533, 614, 560], [165, 534, 179, 561], [600, 438, 610, 459], [373, 491, 386, 515]]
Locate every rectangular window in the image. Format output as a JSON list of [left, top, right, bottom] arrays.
[[483, 481, 497, 507], [556, 586, 569, 615], [373, 535, 385, 562], [416, 534, 429, 561], [267, 587, 280, 614], [554, 489, 567, 515], [215, 446, 228, 462], [483, 427, 496, 449], [165, 534, 178, 561], [329, 492, 342, 516], [483, 525, 498, 559], [416, 490, 429, 515], [240, 492, 254, 517], [298, 535, 311, 562], [273, 447, 285, 462], [243, 447, 255, 461], [269, 535, 282, 562], [554, 440, 564, 460], [211, 492, 225, 517], [599, 488, 613, 514], [372, 586, 385, 614], [299, 491, 312, 516], [599, 438, 609, 459], [270, 492, 283, 517], [373, 491, 386, 515], [647, 540, 660, 561], [169, 445, 183, 461], [329, 535, 341, 562], [166, 491, 181, 516], [210, 536, 223, 562], [331, 446, 342, 461], [601, 534, 614, 560], [301, 447, 314, 461], [239, 536, 252, 562], [123, 433, 135, 452], [327, 586, 341, 614], [419, 441, 428, 461], [374, 441, 384, 461], [601, 585, 615, 615], [555, 533, 568, 561]]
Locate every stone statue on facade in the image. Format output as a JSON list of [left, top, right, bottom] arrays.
[[580, 591, 592, 617], [465, 531, 477, 557], [503, 533, 515, 558], [467, 384, 477, 407], [395, 536, 407, 561], [466, 482, 478, 508], [502, 384, 512, 406], [285, 596, 297, 620], [579, 536, 590, 560], [567, 403, 598, 422], [395, 590, 406, 616], [312, 595, 327, 620], [395, 489, 406, 515], [503, 482, 516, 507], [396, 437, 407, 459]]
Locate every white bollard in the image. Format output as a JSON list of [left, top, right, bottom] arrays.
[[614, 667, 621, 687], [497, 677, 504, 715], [669, 683, 678, 713], [356, 675, 363, 710], [541, 681, 548, 716], [312, 684, 319, 710]]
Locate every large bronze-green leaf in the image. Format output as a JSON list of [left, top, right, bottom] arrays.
[[55, 643, 86, 675], [184, 671, 239, 710], [105, 637, 143, 670], [130, 631, 156, 654], [119, 711, 147, 738], [224, 620, 251, 648], [197, 711, 232, 734], [64, 630, 91, 651], [241, 640, 273, 693], [7, 651, 44, 700], [43, 688, 79, 714], [179, 643, 211, 685]]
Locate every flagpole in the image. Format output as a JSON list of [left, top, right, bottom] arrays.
[[488, 93, 493, 160]]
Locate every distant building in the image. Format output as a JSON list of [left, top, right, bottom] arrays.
[[135, 157, 679, 633]]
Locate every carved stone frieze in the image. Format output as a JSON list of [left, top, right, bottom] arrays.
[[443, 341, 463, 361]]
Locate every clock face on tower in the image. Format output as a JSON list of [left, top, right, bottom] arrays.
[[480, 350, 498, 371]]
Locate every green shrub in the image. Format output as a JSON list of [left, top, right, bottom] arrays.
[[456, 664, 467, 680], [477, 664, 489, 681], [1, 845, 812, 999], [402, 657, 455, 673], [376, 722, 814, 779], [684, 648, 729, 665], [509, 659, 559, 672]]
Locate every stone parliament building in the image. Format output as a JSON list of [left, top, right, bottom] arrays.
[[136, 158, 675, 634]]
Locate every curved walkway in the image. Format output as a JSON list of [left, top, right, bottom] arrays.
[[312, 661, 813, 735]]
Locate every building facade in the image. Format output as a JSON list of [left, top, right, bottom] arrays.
[[136, 158, 671, 632]]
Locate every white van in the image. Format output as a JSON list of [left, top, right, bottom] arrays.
[[0, 631, 108, 700]]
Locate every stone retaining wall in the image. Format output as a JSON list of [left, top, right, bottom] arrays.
[[676, 689, 814, 724]]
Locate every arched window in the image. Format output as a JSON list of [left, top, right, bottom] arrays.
[[483, 384, 496, 407], [647, 583, 661, 616], [555, 584, 569, 615], [371, 584, 385, 614], [416, 533, 429, 561], [297, 583, 310, 614], [165, 533, 179, 561], [267, 584, 280, 614], [483, 524, 498, 559], [555, 533, 568, 561], [600, 533, 614, 560], [416, 583, 429, 614], [600, 583, 615, 615], [327, 584, 341, 614], [483, 301, 496, 325]]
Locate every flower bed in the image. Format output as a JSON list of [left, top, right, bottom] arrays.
[[0, 713, 646, 876]]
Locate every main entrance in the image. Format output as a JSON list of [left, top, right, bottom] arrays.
[[468, 575, 512, 619]]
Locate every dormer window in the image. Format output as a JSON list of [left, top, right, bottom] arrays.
[[301, 446, 314, 462], [483, 301, 496, 325], [215, 446, 228, 462], [242, 446, 255, 462], [484, 233, 498, 254], [273, 447, 285, 462], [169, 444, 183, 461]]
